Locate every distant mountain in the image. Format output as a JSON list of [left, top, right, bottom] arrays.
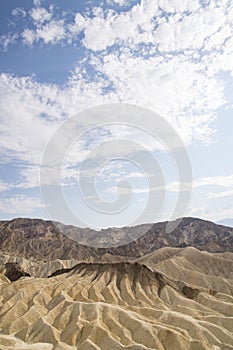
[[0, 217, 233, 262], [108, 217, 233, 257], [217, 218, 233, 228], [0, 218, 152, 261], [0, 218, 100, 261]]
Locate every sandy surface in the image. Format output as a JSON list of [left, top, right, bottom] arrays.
[[0, 247, 232, 350]]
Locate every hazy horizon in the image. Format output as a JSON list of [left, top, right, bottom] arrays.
[[1, 215, 233, 230]]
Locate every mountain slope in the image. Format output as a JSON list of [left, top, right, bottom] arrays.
[[0, 218, 100, 260], [108, 217, 233, 257], [0, 217, 233, 263]]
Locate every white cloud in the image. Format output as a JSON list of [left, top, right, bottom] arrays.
[[22, 20, 66, 46], [82, 17, 115, 51], [189, 202, 233, 222], [0, 195, 43, 214], [154, 6, 226, 52], [81, 1, 159, 51], [72, 1, 230, 54], [87, 51, 225, 143], [12, 8, 26, 17], [0, 48, 227, 189], [0, 180, 10, 192], [210, 189, 233, 199], [193, 174, 233, 198], [4, 0, 233, 59], [184, 172, 233, 221], [30, 6, 52, 24], [22, 29, 36, 46], [0, 74, 64, 165], [1, 0, 233, 195], [68, 13, 88, 36], [33, 0, 41, 6], [18, 4, 63, 46], [0, 34, 18, 50], [101, 172, 233, 198], [36, 20, 65, 44], [157, 0, 200, 14], [0, 71, 119, 192], [107, 0, 130, 6], [19, 164, 82, 189], [194, 174, 233, 188]]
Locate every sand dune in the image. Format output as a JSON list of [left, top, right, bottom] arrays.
[[0, 247, 232, 349]]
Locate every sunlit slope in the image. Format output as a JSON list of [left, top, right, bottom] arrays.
[[0, 248, 232, 350]]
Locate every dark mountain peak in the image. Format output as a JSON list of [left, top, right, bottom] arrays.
[[107, 217, 233, 257], [0, 217, 232, 261]]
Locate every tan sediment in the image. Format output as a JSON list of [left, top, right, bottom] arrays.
[[0, 247, 232, 349]]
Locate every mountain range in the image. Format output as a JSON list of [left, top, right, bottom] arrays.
[[0, 217, 233, 262], [0, 217, 232, 350]]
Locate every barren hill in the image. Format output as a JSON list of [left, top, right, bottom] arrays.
[[0, 217, 232, 262], [0, 217, 233, 349], [0, 247, 232, 349]]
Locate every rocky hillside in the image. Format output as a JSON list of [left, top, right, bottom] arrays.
[[108, 217, 233, 257], [0, 217, 232, 262], [0, 218, 100, 260]]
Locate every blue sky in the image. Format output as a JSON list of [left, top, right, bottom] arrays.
[[0, 0, 233, 228]]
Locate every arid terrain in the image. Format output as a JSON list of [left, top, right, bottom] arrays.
[[0, 218, 232, 349], [0, 217, 232, 259]]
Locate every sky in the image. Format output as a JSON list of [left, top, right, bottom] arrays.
[[0, 0, 233, 229]]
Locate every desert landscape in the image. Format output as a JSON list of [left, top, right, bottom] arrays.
[[1, 1, 233, 349], [0, 218, 232, 350]]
